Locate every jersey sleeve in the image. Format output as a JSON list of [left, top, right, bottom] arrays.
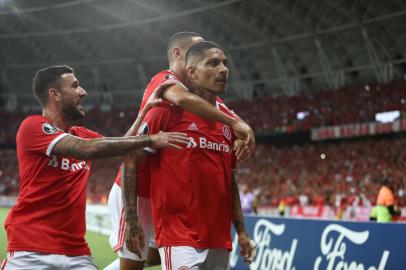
[[153, 76, 188, 97], [218, 101, 236, 117], [137, 104, 173, 154], [18, 117, 68, 157], [140, 72, 188, 110], [70, 126, 103, 139]]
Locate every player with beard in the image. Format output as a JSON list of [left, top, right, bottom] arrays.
[[2, 66, 189, 270], [124, 41, 255, 270], [106, 32, 255, 270]]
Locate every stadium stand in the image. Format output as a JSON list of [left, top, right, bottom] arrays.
[[235, 136, 406, 213], [229, 79, 406, 134], [1, 79, 405, 143]]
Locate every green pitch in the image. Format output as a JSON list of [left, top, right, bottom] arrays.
[[0, 207, 161, 269], [0, 207, 7, 261]]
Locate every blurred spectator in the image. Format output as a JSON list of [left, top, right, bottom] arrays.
[[376, 178, 401, 222], [239, 184, 256, 214], [0, 149, 19, 196]]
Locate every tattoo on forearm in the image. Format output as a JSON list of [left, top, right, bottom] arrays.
[[231, 172, 246, 235], [122, 155, 139, 222], [55, 135, 151, 160]]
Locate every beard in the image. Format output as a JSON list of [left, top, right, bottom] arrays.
[[61, 101, 85, 124]]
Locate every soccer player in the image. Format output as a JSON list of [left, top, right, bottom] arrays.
[[107, 32, 255, 270], [125, 41, 255, 269], [2, 66, 189, 270], [136, 32, 254, 155]]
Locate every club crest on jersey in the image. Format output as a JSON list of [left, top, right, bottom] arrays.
[[42, 123, 60, 134], [223, 125, 232, 140], [138, 122, 149, 135]]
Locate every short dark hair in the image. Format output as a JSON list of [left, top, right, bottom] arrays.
[[185, 41, 224, 65], [32, 65, 74, 106], [167, 31, 203, 62]]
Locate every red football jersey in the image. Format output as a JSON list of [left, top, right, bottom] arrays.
[[5, 115, 101, 256], [114, 70, 183, 197], [143, 101, 236, 249]]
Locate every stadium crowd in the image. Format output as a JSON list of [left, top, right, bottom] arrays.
[[229, 79, 406, 133], [1, 79, 405, 144], [235, 136, 406, 211]]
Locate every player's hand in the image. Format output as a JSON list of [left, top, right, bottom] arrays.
[[233, 139, 252, 161], [125, 220, 145, 258], [143, 86, 166, 112], [238, 232, 256, 264], [149, 132, 189, 149], [231, 120, 255, 159]]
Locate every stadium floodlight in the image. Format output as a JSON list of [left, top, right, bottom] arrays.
[[375, 110, 400, 123], [0, 0, 11, 7], [0, 0, 21, 15], [296, 111, 309, 120]]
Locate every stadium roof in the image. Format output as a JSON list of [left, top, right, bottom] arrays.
[[0, 0, 406, 106]]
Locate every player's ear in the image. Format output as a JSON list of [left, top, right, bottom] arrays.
[[49, 88, 62, 102], [186, 65, 197, 80], [173, 47, 181, 60]]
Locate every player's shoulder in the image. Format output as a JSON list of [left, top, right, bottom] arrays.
[[153, 69, 176, 80], [150, 70, 180, 85], [69, 126, 102, 139], [19, 115, 61, 134], [143, 103, 184, 127], [148, 102, 180, 115], [20, 115, 46, 127]]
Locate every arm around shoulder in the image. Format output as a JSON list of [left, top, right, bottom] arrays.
[[163, 84, 237, 126]]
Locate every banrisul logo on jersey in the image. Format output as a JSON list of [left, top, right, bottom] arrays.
[[48, 156, 90, 172], [186, 136, 230, 153], [230, 216, 405, 270]]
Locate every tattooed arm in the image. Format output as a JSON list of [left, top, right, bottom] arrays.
[[122, 150, 148, 257], [231, 171, 255, 263], [51, 132, 189, 160], [52, 135, 151, 160]]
